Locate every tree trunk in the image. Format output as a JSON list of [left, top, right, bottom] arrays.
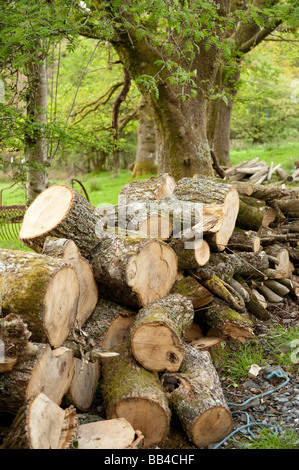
[[0, 343, 74, 415], [2, 393, 77, 449], [101, 342, 171, 448], [90, 233, 178, 309], [24, 39, 49, 206], [130, 294, 194, 372], [0, 249, 80, 347], [162, 345, 233, 448], [42, 237, 98, 328], [132, 96, 158, 177]]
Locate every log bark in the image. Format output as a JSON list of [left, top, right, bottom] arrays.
[[119, 173, 176, 204], [236, 199, 264, 231], [174, 176, 240, 251], [197, 298, 254, 342], [90, 233, 178, 309], [0, 314, 35, 372], [0, 344, 74, 415], [170, 276, 213, 309], [42, 237, 98, 328], [0, 249, 80, 347], [233, 274, 271, 321], [162, 345, 233, 448], [274, 198, 299, 218], [19, 184, 101, 258], [101, 342, 171, 448], [130, 294, 194, 372], [167, 237, 210, 269], [2, 393, 77, 449], [227, 229, 261, 253]]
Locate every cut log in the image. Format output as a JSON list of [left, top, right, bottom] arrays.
[[199, 276, 245, 311], [19, 184, 101, 258], [170, 276, 213, 309], [167, 237, 210, 269], [101, 342, 171, 448], [236, 199, 264, 231], [76, 418, 141, 449], [162, 345, 233, 448], [227, 230, 261, 253], [90, 233, 178, 309], [0, 314, 35, 372], [66, 357, 100, 411], [274, 198, 299, 218], [0, 344, 74, 415], [130, 294, 194, 372], [2, 393, 77, 449], [42, 237, 98, 328], [255, 284, 283, 303], [263, 279, 290, 297], [0, 249, 80, 347], [197, 298, 254, 342], [276, 167, 294, 182], [64, 298, 136, 360], [265, 246, 294, 278], [174, 176, 240, 251], [119, 173, 176, 204], [250, 184, 299, 201]]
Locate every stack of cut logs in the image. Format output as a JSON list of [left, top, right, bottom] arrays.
[[0, 171, 298, 450]]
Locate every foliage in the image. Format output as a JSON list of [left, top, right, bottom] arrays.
[[235, 428, 299, 449]]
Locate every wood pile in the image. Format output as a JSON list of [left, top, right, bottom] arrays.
[[221, 156, 299, 185], [0, 171, 298, 450]]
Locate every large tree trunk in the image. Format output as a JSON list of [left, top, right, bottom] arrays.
[[132, 96, 158, 177], [24, 39, 49, 206]]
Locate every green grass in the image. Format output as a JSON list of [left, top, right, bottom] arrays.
[[234, 428, 299, 450], [230, 140, 299, 172]]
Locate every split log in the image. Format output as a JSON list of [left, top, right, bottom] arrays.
[[197, 298, 254, 342], [19, 184, 101, 258], [90, 233, 178, 309], [0, 249, 80, 347], [101, 342, 171, 448], [162, 345, 233, 448], [0, 314, 35, 373], [265, 246, 294, 278], [227, 230, 261, 253], [170, 276, 213, 309], [2, 393, 77, 449], [119, 173, 176, 204], [65, 357, 100, 411], [76, 418, 142, 450], [130, 294, 194, 372], [174, 176, 240, 251], [64, 298, 136, 358], [0, 344, 74, 415], [42, 237, 98, 328]]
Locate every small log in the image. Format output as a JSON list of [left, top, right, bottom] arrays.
[[236, 199, 264, 231], [0, 314, 35, 372], [170, 276, 213, 309], [167, 237, 210, 269], [174, 176, 240, 251], [197, 298, 254, 342], [227, 230, 261, 252], [130, 294, 194, 372], [263, 280, 290, 297], [250, 183, 299, 201], [19, 184, 101, 258], [276, 167, 293, 182], [65, 357, 100, 411], [233, 274, 271, 321], [0, 249, 80, 347], [76, 418, 141, 449], [101, 342, 171, 448], [231, 181, 254, 196], [90, 232, 178, 309], [2, 393, 77, 449], [162, 345, 233, 448], [274, 198, 299, 217], [255, 284, 283, 303], [199, 276, 245, 311], [119, 173, 176, 204], [64, 298, 136, 359], [0, 344, 74, 415], [42, 237, 98, 328]]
